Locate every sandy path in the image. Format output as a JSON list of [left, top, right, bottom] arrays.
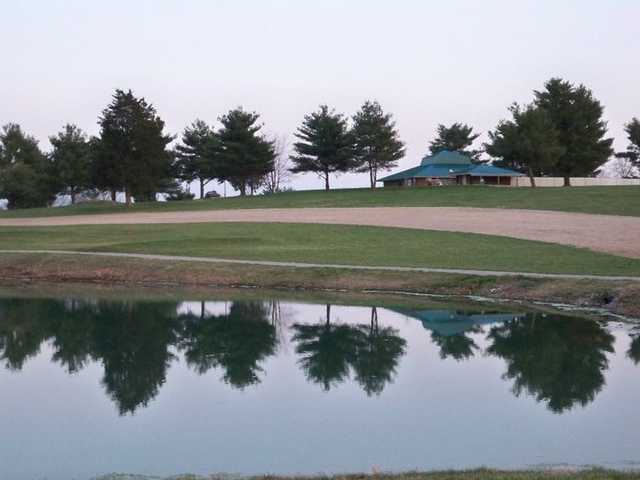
[[1, 207, 639, 259]]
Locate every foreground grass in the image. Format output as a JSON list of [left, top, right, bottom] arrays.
[[1, 222, 639, 276], [1, 186, 639, 218], [95, 469, 640, 480], [2, 253, 639, 317]]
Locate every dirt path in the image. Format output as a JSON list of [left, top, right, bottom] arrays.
[[1, 207, 639, 258]]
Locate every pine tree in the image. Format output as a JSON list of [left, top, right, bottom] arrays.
[[429, 123, 481, 161], [0, 124, 55, 209], [351, 101, 405, 188], [217, 108, 274, 196], [49, 124, 92, 204], [94, 89, 173, 205], [534, 78, 613, 186], [619, 118, 640, 168], [290, 105, 354, 191], [486, 104, 565, 187], [175, 120, 220, 199]]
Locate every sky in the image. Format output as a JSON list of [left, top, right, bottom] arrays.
[[1, 0, 638, 195]]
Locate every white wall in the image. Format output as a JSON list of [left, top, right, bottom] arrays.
[[513, 177, 640, 187]]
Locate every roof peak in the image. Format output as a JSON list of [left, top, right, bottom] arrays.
[[421, 150, 472, 166]]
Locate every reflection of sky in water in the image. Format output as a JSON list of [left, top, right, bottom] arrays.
[[0, 297, 638, 479]]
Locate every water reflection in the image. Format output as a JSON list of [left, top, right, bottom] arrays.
[[0, 296, 630, 415], [487, 314, 614, 413]]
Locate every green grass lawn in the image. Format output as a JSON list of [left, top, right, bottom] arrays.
[[1, 222, 639, 276], [1, 185, 639, 218]]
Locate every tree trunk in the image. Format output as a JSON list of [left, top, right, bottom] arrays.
[[326, 304, 331, 326], [563, 176, 571, 187], [110, 190, 117, 202], [369, 165, 376, 189], [125, 189, 132, 207], [200, 179, 205, 199], [70, 191, 76, 204], [324, 171, 330, 191], [239, 182, 246, 196], [528, 167, 536, 188]]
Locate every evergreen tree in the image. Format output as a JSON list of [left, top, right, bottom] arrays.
[[0, 123, 55, 209], [429, 122, 481, 161], [617, 117, 640, 168], [49, 124, 92, 204], [486, 104, 565, 187], [533, 78, 613, 186], [351, 101, 405, 188], [175, 119, 221, 199], [217, 108, 274, 196], [94, 89, 173, 205], [290, 105, 354, 191]]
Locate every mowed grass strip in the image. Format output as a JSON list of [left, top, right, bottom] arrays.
[[1, 222, 639, 276], [1, 185, 639, 218]]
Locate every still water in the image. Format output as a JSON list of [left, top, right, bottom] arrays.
[[0, 290, 639, 479]]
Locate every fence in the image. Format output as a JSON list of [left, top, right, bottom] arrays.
[[512, 177, 640, 187]]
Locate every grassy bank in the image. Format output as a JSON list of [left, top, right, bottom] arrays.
[[93, 468, 640, 480], [1, 185, 639, 218], [2, 253, 639, 317], [1, 222, 640, 276]]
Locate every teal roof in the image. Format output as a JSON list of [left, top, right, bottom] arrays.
[[378, 150, 525, 182], [393, 309, 524, 336]]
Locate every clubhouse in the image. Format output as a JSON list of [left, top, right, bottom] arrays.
[[378, 150, 524, 187]]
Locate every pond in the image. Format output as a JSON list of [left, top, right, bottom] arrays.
[[0, 288, 639, 479]]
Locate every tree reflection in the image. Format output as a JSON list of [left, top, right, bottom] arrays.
[[487, 313, 614, 413], [353, 307, 407, 396], [628, 328, 640, 365], [179, 301, 278, 388], [430, 327, 481, 361], [292, 305, 406, 395]]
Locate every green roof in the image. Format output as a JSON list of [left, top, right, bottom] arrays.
[[378, 150, 525, 182]]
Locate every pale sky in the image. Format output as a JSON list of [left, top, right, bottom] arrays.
[[1, 0, 638, 195]]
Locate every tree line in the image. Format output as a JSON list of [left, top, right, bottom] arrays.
[[1, 77, 638, 209]]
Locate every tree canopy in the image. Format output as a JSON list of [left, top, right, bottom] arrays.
[[486, 104, 565, 187], [290, 105, 354, 190], [175, 119, 221, 199], [94, 89, 173, 205], [533, 78, 613, 186], [49, 124, 93, 203], [217, 108, 275, 196], [351, 101, 405, 188], [429, 122, 481, 161], [617, 117, 640, 170], [0, 123, 55, 209]]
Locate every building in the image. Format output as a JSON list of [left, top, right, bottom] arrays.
[[378, 150, 525, 187]]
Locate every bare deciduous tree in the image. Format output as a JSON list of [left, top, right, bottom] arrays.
[[264, 135, 292, 193], [611, 155, 638, 178]]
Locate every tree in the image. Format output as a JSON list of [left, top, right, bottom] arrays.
[[351, 101, 405, 188], [487, 313, 614, 413], [49, 124, 92, 204], [263, 134, 292, 194], [486, 104, 565, 187], [616, 118, 640, 171], [175, 119, 221, 199], [533, 78, 613, 186], [290, 105, 354, 191], [429, 122, 481, 161], [610, 156, 637, 178], [0, 123, 55, 209], [217, 108, 275, 196], [94, 89, 173, 206]]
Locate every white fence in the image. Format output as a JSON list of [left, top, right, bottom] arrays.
[[513, 177, 640, 187]]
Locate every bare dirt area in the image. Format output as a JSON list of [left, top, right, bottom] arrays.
[[1, 207, 639, 259]]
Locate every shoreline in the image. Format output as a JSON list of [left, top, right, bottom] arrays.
[[2, 252, 639, 319]]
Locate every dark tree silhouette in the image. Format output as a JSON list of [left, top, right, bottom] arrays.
[[487, 313, 614, 413], [628, 329, 640, 365], [291, 304, 361, 391], [352, 307, 406, 395], [430, 326, 482, 361], [179, 301, 278, 389]]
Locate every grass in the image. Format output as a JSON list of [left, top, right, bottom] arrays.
[[1, 222, 639, 276], [94, 469, 640, 480], [0, 185, 639, 218]]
